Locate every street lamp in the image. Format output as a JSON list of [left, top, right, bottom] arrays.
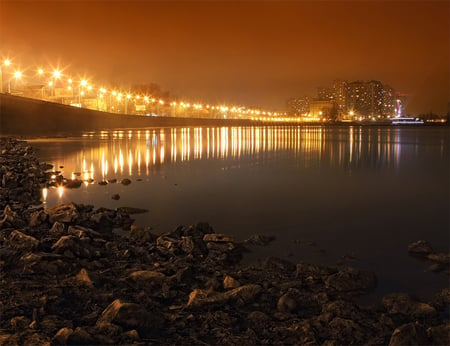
[[9, 70, 22, 94], [52, 69, 61, 97]]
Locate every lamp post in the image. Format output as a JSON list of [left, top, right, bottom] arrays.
[[37, 68, 45, 98], [126, 94, 131, 114], [0, 59, 11, 93], [10, 70, 22, 94]]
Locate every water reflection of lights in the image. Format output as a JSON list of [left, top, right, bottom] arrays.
[[56, 127, 409, 185], [42, 187, 48, 203], [57, 186, 64, 199]]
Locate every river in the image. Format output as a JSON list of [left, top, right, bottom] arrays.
[[29, 125, 449, 302]]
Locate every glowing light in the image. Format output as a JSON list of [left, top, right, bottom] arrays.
[[42, 188, 48, 202], [38, 68, 44, 75], [57, 186, 64, 199], [48, 81, 53, 87], [80, 79, 87, 87], [13, 70, 22, 79], [87, 85, 92, 91], [68, 78, 72, 84], [127, 94, 131, 99], [53, 70, 61, 79]]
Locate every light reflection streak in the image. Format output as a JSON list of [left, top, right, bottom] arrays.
[[58, 127, 412, 184]]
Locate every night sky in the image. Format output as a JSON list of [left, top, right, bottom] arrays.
[[1, 1, 448, 114]]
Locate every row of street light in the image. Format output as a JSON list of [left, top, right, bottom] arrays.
[[0, 56, 289, 120]]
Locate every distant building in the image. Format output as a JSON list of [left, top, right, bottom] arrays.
[[286, 97, 309, 115], [346, 80, 384, 117], [309, 99, 336, 119], [333, 79, 347, 114], [382, 84, 396, 116], [317, 87, 334, 101]]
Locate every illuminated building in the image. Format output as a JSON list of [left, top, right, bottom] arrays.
[[346, 80, 384, 117], [309, 99, 335, 120], [286, 97, 309, 115]]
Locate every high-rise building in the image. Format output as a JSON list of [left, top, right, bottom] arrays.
[[333, 79, 347, 113], [382, 85, 396, 116], [317, 87, 334, 101], [346, 80, 384, 117]]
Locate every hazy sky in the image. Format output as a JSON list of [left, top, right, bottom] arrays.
[[1, 1, 448, 114]]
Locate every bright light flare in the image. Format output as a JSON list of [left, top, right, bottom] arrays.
[[3, 59, 11, 66], [13, 70, 22, 79]]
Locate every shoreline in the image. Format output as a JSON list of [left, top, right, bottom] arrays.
[[1, 94, 447, 137], [0, 137, 449, 345]]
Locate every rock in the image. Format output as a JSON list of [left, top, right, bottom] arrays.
[[29, 209, 48, 227], [66, 326, 95, 345], [325, 267, 376, 294], [121, 178, 132, 185], [75, 268, 94, 286], [431, 288, 450, 311], [96, 299, 163, 336], [382, 293, 436, 319], [130, 225, 156, 243], [7, 230, 39, 251], [98, 180, 108, 186], [111, 194, 120, 200], [108, 178, 117, 184], [225, 284, 262, 304], [407, 240, 433, 256], [427, 322, 450, 345], [389, 322, 429, 346], [223, 275, 241, 289], [49, 221, 65, 237], [64, 179, 83, 189], [129, 270, 166, 282], [10, 316, 31, 330], [203, 233, 234, 243], [117, 206, 148, 214], [187, 289, 229, 308], [427, 252, 450, 264], [277, 293, 298, 313], [243, 234, 275, 246], [46, 203, 79, 223]]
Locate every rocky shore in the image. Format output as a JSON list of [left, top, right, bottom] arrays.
[[0, 137, 449, 345]]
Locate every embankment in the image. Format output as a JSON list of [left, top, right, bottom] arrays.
[[0, 94, 260, 136]]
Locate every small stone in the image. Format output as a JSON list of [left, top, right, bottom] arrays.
[[121, 178, 132, 185], [407, 240, 433, 256], [52, 327, 73, 345], [277, 293, 297, 313], [203, 233, 234, 242], [111, 194, 120, 200], [223, 275, 241, 289], [389, 323, 429, 346], [75, 268, 93, 286]]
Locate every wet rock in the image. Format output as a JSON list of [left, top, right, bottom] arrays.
[[29, 209, 48, 227], [225, 284, 262, 304], [111, 194, 120, 200], [49, 221, 65, 237], [98, 180, 108, 186], [64, 179, 83, 189], [187, 289, 229, 308], [223, 275, 240, 289], [75, 268, 94, 286], [277, 292, 298, 313], [7, 230, 39, 251], [96, 299, 163, 336], [427, 252, 450, 264], [243, 234, 275, 246], [431, 287, 450, 311], [129, 270, 166, 282], [46, 203, 79, 223], [408, 240, 433, 256], [203, 233, 234, 243], [130, 225, 156, 243], [382, 293, 436, 319], [389, 322, 429, 346], [121, 178, 132, 185], [10, 316, 31, 331], [108, 178, 117, 184], [117, 206, 148, 214], [325, 267, 376, 294], [427, 322, 450, 345], [66, 326, 95, 345]]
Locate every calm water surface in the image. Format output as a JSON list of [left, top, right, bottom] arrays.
[[30, 125, 449, 301]]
